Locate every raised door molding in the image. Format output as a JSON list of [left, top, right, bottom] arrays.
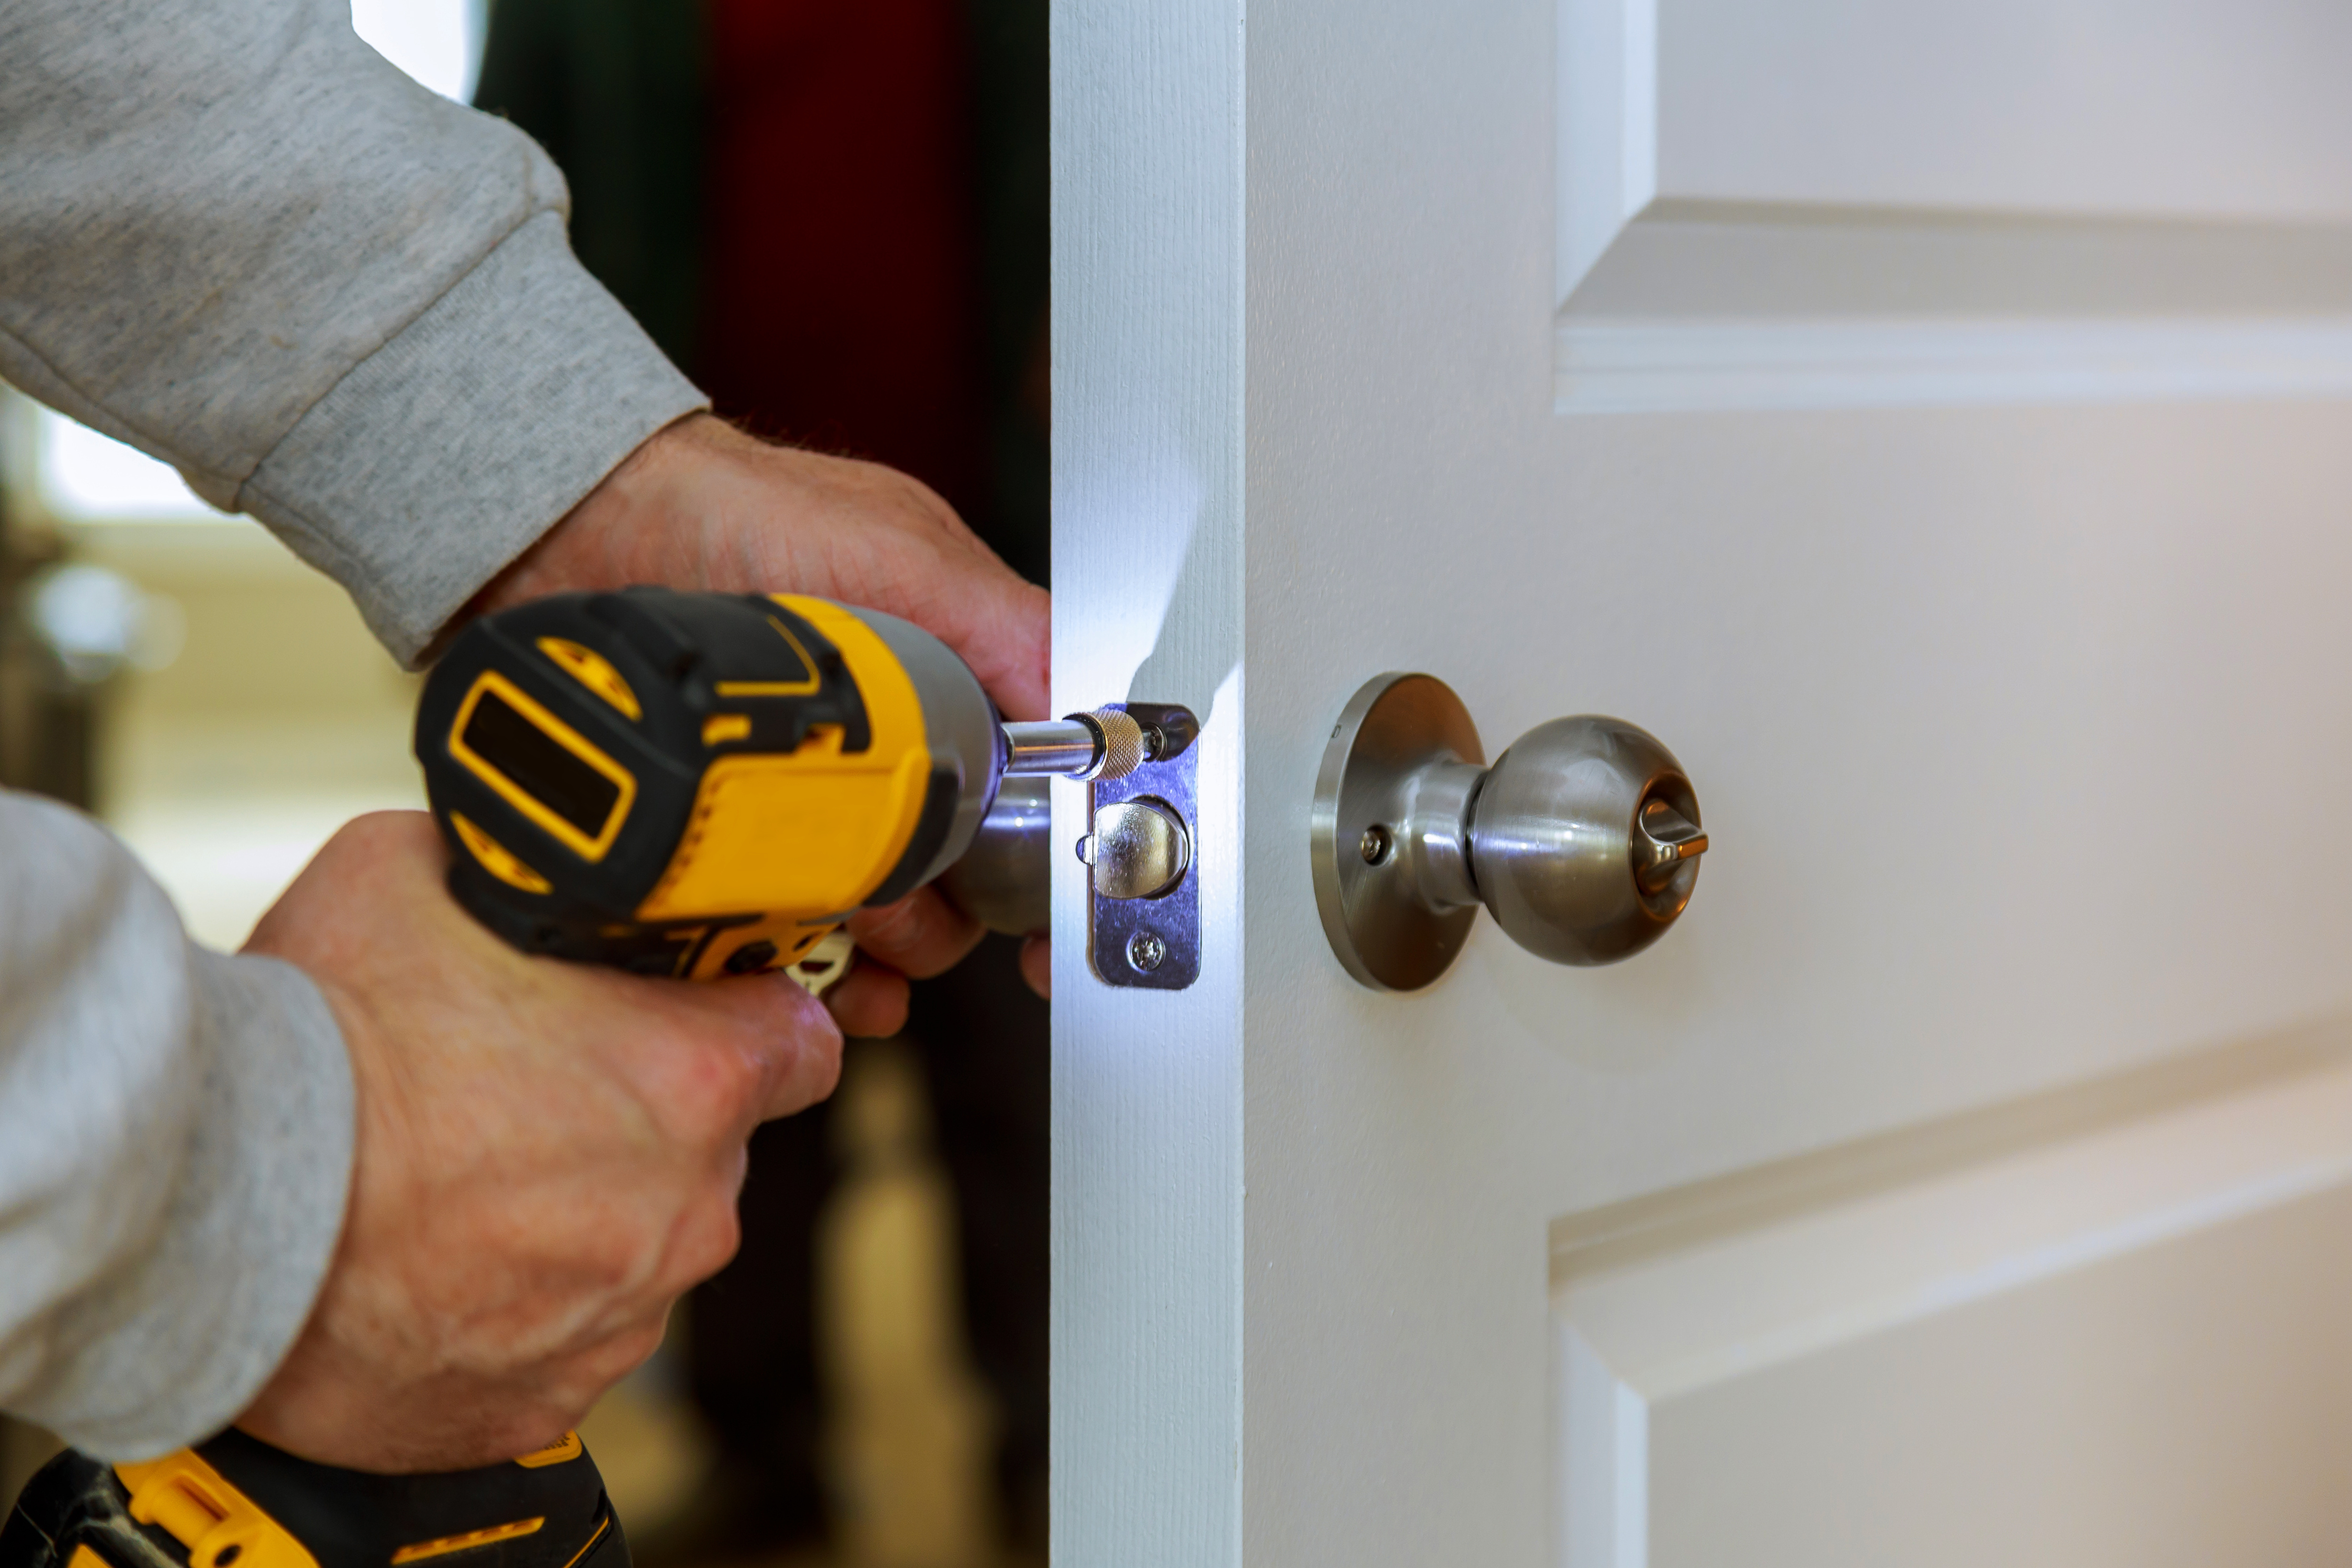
[[1557, 0, 2352, 411], [1551, 1023, 2352, 1567]]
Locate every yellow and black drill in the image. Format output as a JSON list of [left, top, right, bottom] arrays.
[[413, 585, 1153, 983], [1, 588, 1174, 1568]]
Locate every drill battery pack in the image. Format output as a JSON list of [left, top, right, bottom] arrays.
[[0, 1432, 625, 1568]]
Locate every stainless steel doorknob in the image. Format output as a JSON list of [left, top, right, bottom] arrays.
[[1312, 673, 1708, 990]]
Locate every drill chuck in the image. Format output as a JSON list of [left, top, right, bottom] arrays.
[[1002, 707, 1150, 781]]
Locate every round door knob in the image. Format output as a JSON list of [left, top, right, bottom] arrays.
[[1312, 673, 1708, 990], [1468, 716, 1706, 966]]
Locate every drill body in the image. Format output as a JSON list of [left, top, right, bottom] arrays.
[[416, 587, 1006, 982]]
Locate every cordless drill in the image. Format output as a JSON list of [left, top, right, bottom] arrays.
[[413, 586, 1148, 983], [1, 588, 1165, 1568]]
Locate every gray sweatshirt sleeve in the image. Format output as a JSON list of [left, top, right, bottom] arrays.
[[0, 793, 354, 1458], [0, 0, 708, 1454], [0, 0, 709, 665]]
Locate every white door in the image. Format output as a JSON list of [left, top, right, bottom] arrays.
[[1050, 3, 2352, 1563]]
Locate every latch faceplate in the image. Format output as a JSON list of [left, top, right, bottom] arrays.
[[1083, 702, 1200, 990]]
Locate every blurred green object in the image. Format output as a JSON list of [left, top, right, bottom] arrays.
[[966, 0, 1050, 588], [473, 0, 706, 369]]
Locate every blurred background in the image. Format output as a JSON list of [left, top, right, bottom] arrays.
[[0, 3, 1049, 1565]]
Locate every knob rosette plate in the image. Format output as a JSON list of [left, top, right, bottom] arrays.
[[1311, 673, 1487, 991]]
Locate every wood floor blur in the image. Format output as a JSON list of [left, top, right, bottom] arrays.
[[586, 1038, 1007, 1568]]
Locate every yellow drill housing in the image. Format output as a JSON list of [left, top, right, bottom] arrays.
[[416, 588, 1003, 981]]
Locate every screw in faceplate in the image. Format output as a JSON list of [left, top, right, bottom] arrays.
[[1126, 929, 1168, 973], [1359, 824, 1394, 865]]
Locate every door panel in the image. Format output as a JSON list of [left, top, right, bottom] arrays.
[[1648, 0, 2352, 222], [1646, 1182, 2352, 1567], [1561, 0, 2352, 409], [1053, 2, 2352, 1563], [1558, 1024, 2352, 1567]]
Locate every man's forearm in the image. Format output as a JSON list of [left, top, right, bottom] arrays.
[[0, 0, 705, 664], [0, 795, 352, 1457]]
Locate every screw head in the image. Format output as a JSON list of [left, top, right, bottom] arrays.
[[1126, 929, 1168, 972], [1359, 823, 1394, 864]]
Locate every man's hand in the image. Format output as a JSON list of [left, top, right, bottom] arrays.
[[479, 413, 1049, 721], [235, 812, 843, 1472], [476, 413, 1055, 1013]]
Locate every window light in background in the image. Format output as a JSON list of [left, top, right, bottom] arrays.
[[37, 414, 214, 523], [351, 0, 484, 103], [28, 0, 485, 525]]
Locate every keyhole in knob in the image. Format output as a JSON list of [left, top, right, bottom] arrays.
[[1634, 795, 1708, 896]]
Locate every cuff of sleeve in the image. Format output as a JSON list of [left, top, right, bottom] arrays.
[[237, 210, 709, 666], [61, 951, 355, 1460]]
